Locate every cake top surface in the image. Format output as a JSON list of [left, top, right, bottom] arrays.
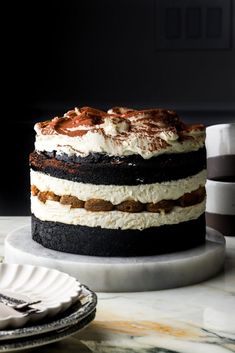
[[34, 106, 205, 159]]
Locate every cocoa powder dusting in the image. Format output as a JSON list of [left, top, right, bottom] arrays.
[[35, 106, 205, 153]]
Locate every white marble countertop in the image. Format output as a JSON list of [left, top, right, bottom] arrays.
[[0, 217, 235, 353]]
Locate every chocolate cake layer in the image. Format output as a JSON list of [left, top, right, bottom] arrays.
[[206, 212, 235, 237], [30, 148, 206, 185], [32, 214, 206, 257], [44, 149, 206, 165], [207, 155, 235, 182]]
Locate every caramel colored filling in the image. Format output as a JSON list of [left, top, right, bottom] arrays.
[[31, 185, 205, 213]]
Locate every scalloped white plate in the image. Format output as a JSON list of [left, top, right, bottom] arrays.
[[0, 264, 82, 329], [0, 285, 97, 342]]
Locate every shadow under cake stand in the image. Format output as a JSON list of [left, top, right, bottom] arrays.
[[4, 226, 225, 292]]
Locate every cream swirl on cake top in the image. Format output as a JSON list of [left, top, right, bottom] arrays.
[[35, 106, 205, 159]]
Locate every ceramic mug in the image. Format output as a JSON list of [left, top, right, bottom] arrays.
[[206, 123, 235, 181], [206, 179, 235, 236]]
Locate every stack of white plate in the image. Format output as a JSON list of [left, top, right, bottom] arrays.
[[0, 263, 97, 352]]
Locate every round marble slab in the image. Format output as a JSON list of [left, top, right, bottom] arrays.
[[4, 226, 225, 292]]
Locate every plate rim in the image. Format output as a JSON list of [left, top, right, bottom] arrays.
[[0, 309, 96, 352]]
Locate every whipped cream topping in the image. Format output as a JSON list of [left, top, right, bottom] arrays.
[[100, 117, 130, 136], [35, 106, 205, 159]]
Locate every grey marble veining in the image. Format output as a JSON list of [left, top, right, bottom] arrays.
[[0, 217, 235, 353]]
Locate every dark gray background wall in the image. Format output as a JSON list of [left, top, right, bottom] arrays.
[[1, 0, 235, 215]]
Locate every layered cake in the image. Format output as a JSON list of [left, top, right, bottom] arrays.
[[30, 107, 206, 256]]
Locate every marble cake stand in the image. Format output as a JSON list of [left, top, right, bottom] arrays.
[[4, 226, 225, 292]]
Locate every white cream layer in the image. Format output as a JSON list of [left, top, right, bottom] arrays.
[[35, 128, 205, 159], [31, 196, 205, 230], [30, 169, 206, 204]]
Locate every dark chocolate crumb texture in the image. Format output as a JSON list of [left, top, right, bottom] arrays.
[[32, 214, 206, 257], [30, 148, 206, 185]]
